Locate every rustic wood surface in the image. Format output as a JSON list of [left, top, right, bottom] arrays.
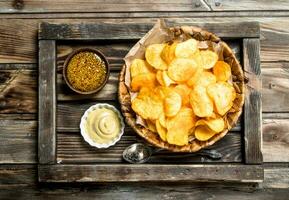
[[38, 164, 263, 183], [39, 21, 260, 40], [38, 40, 56, 164], [243, 38, 262, 164], [0, 0, 289, 198]]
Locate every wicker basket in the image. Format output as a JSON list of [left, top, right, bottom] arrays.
[[118, 26, 245, 152]]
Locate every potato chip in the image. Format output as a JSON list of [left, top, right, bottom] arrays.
[[146, 119, 157, 132], [159, 113, 167, 128], [137, 87, 151, 99], [164, 91, 182, 117], [167, 107, 197, 131], [156, 70, 165, 86], [154, 86, 172, 100], [167, 129, 188, 146], [175, 39, 198, 58], [194, 125, 216, 141], [130, 59, 154, 78], [190, 85, 214, 117], [162, 70, 176, 87], [161, 42, 177, 64], [187, 66, 203, 87], [194, 71, 216, 88], [195, 116, 225, 133], [166, 107, 197, 146], [207, 82, 236, 116], [156, 70, 176, 87], [168, 58, 198, 82], [131, 73, 156, 92], [174, 84, 191, 106], [200, 50, 218, 69], [213, 61, 231, 82], [191, 50, 204, 67], [131, 90, 163, 120], [145, 44, 168, 70], [156, 120, 167, 141]]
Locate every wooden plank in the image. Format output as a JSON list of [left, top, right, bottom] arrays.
[[262, 68, 289, 112], [0, 120, 36, 163], [0, 115, 286, 164], [0, 113, 36, 120], [0, 165, 286, 188], [38, 164, 263, 182], [205, 0, 289, 11], [1, 11, 289, 19], [263, 112, 289, 119], [263, 166, 289, 189], [0, 63, 36, 70], [0, 165, 36, 186], [38, 40, 56, 164], [0, 186, 289, 200], [0, 0, 209, 13], [0, 17, 288, 63], [243, 38, 263, 164], [57, 131, 242, 164], [261, 62, 289, 69], [39, 21, 260, 40], [0, 69, 36, 114], [263, 119, 289, 162]]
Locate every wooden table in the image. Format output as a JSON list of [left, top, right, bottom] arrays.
[[0, 0, 288, 199]]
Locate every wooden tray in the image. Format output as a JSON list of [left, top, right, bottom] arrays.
[[38, 21, 263, 183]]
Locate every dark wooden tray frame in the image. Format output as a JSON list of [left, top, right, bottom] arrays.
[[38, 21, 263, 183]]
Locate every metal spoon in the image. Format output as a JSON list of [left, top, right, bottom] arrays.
[[122, 143, 223, 164]]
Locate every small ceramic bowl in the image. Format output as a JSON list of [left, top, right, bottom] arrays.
[[80, 103, 125, 148], [63, 47, 110, 95]]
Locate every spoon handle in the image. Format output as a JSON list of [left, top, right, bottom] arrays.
[[152, 148, 223, 160], [195, 149, 223, 160]]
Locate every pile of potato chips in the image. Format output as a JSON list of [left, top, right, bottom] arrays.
[[130, 38, 236, 146]]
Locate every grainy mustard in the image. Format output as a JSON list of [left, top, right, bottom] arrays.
[[66, 51, 107, 92]]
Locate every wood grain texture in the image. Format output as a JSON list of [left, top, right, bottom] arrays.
[[38, 40, 56, 164], [0, 164, 287, 188], [39, 21, 260, 40], [1, 11, 289, 19], [262, 67, 289, 112], [263, 166, 289, 189], [0, 165, 36, 186], [0, 115, 287, 164], [57, 132, 242, 164], [261, 61, 289, 69], [0, 17, 288, 63], [263, 119, 289, 162], [0, 113, 36, 120], [243, 38, 263, 164], [205, 0, 289, 11], [38, 164, 263, 183], [0, 187, 288, 200], [0, 70, 36, 113], [0, 0, 209, 13], [0, 120, 36, 163]]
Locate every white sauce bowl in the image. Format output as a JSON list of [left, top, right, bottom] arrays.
[[80, 103, 125, 148]]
